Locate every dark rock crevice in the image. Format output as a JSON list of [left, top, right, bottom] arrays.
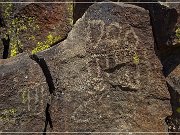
[[162, 46, 180, 77], [165, 83, 180, 133], [135, 2, 179, 133], [103, 63, 126, 73], [109, 83, 138, 92], [29, 54, 55, 134], [146, 94, 170, 101], [1, 35, 10, 59], [43, 103, 53, 135], [30, 54, 55, 94], [0, 10, 10, 59], [0, 15, 5, 27]]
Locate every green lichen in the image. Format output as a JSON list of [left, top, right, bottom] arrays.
[[32, 33, 61, 54], [9, 16, 39, 57], [22, 90, 28, 104], [176, 107, 180, 113], [0, 3, 39, 57], [176, 27, 180, 43], [0, 108, 17, 121], [133, 52, 139, 65], [10, 44, 18, 57]]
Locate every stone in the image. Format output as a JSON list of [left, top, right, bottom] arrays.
[[165, 47, 180, 132], [73, 1, 179, 56], [136, 1, 178, 55], [166, 64, 180, 132], [0, 0, 73, 57], [0, 53, 50, 132], [0, 1, 172, 133], [36, 2, 171, 132]]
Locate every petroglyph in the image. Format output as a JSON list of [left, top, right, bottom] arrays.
[[86, 20, 105, 49], [0, 108, 17, 122], [86, 20, 141, 90], [19, 85, 47, 115]]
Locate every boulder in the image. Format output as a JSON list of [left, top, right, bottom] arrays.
[[164, 47, 180, 132], [0, 0, 73, 57], [36, 2, 171, 132], [160, 1, 180, 131], [0, 53, 50, 132], [73, 1, 178, 57], [166, 64, 180, 132]]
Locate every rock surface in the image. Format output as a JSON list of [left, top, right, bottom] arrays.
[[0, 1, 172, 133], [38, 2, 171, 132], [159, 1, 180, 132], [0, 53, 50, 132], [74, 1, 179, 56], [166, 65, 180, 132], [164, 46, 180, 132], [0, 1, 73, 57]]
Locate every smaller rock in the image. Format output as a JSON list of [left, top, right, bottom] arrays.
[[0, 53, 49, 132]]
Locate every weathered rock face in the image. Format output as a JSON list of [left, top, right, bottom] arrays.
[[73, 0, 168, 24], [74, 0, 142, 23], [0, 1, 73, 57], [74, 1, 179, 57], [0, 1, 172, 133], [18, 2, 73, 37], [158, 1, 180, 131], [0, 53, 49, 132], [37, 2, 171, 132], [166, 66, 180, 132], [164, 46, 180, 132]]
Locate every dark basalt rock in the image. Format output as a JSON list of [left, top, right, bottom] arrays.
[[0, 1, 173, 133], [73, 0, 178, 57], [0, 53, 49, 132], [166, 65, 180, 133], [37, 2, 171, 133], [0, 0, 73, 57]]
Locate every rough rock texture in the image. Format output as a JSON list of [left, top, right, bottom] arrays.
[[166, 66, 180, 132], [0, 1, 73, 57], [74, 1, 179, 57], [0, 53, 49, 132], [164, 46, 180, 132], [73, 0, 141, 23], [135, 2, 178, 56], [18, 1, 73, 51], [73, 0, 167, 24], [37, 2, 171, 132], [0, 1, 172, 133]]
